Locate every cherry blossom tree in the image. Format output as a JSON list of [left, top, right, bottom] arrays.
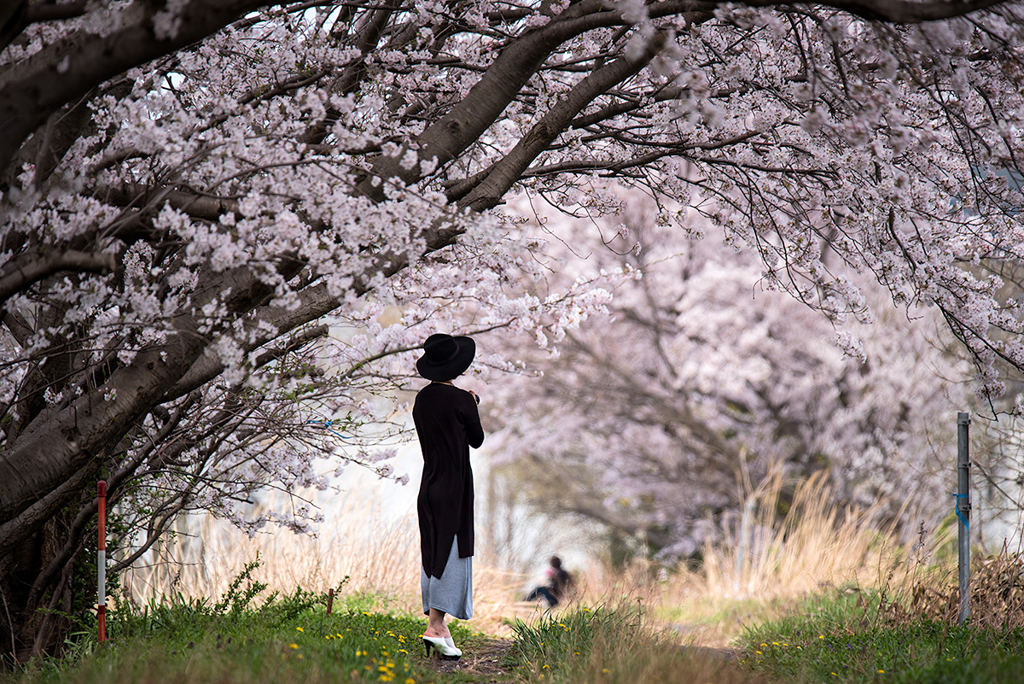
[[485, 195, 971, 560], [2, 0, 1023, 658]]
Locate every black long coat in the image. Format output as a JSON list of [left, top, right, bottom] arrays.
[[413, 382, 484, 579]]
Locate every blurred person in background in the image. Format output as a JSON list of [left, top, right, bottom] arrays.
[[524, 556, 575, 608]]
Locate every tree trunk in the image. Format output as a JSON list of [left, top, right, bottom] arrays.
[[1, 506, 84, 663]]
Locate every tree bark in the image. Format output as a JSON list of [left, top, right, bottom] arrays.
[[0, 0, 282, 176]]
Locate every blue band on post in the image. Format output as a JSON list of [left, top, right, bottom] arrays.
[[955, 493, 970, 531]]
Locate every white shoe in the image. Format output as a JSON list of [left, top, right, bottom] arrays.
[[423, 635, 462, 660]]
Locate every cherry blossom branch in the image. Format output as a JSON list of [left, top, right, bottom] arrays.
[[106, 495, 189, 575], [359, 0, 634, 199], [93, 182, 240, 222], [0, 0, 295, 175], [517, 130, 767, 180], [459, 34, 666, 211], [0, 239, 319, 536], [0, 250, 117, 308], [0, 1, 88, 53]]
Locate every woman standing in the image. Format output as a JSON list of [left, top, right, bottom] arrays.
[[413, 333, 484, 660]]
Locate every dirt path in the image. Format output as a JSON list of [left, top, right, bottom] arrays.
[[425, 636, 517, 683], [424, 636, 741, 683]]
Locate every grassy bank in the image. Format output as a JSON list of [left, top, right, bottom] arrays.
[[736, 587, 1024, 684], [2, 591, 754, 684], [5, 586, 479, 684], [8, 567, 1024, 684], [15, 586, 1024, 684]]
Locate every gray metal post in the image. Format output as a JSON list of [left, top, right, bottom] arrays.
[[957, 412, 971, 625]]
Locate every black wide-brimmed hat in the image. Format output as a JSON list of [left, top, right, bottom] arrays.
[[416, 333, 476, 381]]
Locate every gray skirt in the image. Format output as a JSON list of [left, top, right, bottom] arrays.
[[421, 538, 473, 620]]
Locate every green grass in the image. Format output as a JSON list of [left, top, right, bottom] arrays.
[[17, 570, 1024, 684], [3, 593, 761, 684], [3, 585, 480, 684], [505, 604, 765, 684], [737, 589, 1024, 684]]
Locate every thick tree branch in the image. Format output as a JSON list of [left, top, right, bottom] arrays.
[[0, 1, 29, 54], [460, 34, 665, 211], [0, 0, 288, 176], [758, 0, 1011, 23], [92, 182, 240, 222], [0, 250, 116, 308], [357, 0, 629, 199], [0, 1, 87, 53]]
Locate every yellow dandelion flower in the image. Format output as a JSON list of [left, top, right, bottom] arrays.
[[878, 670, 884, 674], [602, 669, 610, 673], [289, 644, 299, 649], [296, 627, 304, 632], [405, 680, 415, 684]]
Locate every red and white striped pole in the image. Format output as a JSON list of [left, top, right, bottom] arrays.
[[97, 480, 107, 642]]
